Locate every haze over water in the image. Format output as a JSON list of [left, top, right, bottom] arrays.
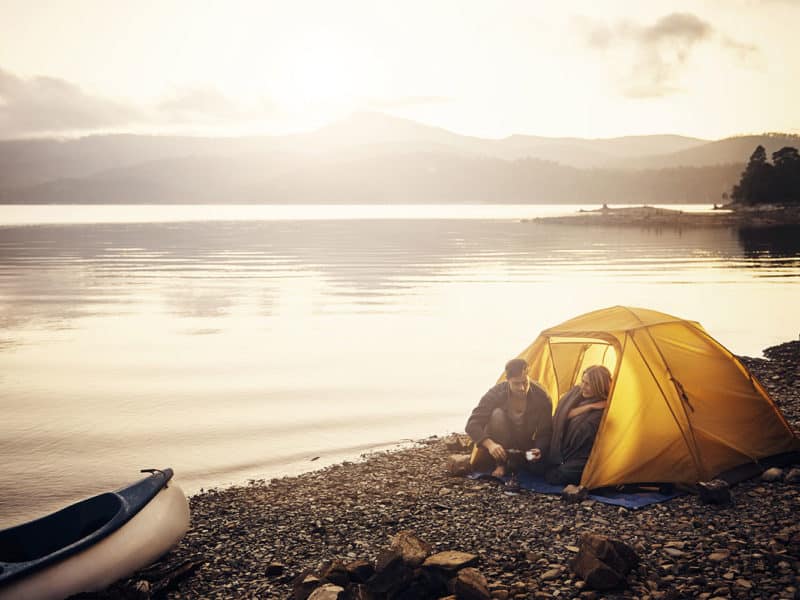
[[1, 204, 799, 527]]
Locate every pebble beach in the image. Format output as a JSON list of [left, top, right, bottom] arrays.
[[81, 338, 800, 599]]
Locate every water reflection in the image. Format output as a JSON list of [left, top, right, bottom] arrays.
[[738, 225, 800, 264], [4, 220, 798, 336]]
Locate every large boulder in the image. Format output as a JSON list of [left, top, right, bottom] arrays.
[[569, 533, 639, 591], [293, 573, 323, 600], [321, 561, 350, 587], [367, 548, 412, 595], [697, 479, 733, 505], [307, 584, 345, 600], [390, 530, 433, 567], [345, 559, 375, 583], [454, 567, 491, 600], [422, 551, 479, 572]]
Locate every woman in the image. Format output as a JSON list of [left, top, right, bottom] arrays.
[[545, 365, 611, 485]]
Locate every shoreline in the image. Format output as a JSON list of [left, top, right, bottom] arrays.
[[527, 205, 800, 228], [84, 337, 800, 599]]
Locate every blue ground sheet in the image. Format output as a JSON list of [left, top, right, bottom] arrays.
[[468, 471, 684, 509]]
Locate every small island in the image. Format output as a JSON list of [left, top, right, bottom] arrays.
[[533, 144, 800, 228]]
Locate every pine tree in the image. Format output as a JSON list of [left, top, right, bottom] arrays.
[[771, 146, 800, 205], [731, 145, 774, 205]]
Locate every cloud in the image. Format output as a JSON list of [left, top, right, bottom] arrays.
[[577, 12, 750, 98], [721, 36, 760, 64], [365, 96, 452, 110], [0, 68, 283, 138], [156, 86, 279, 123], [0, 68, 141, 137]]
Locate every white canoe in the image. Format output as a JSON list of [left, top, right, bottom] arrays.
[[0, 468, 190, 600]]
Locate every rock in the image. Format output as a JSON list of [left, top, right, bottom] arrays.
[[422, 551, 479, 571], [417, 565, 451, 597], [541, 567, 562, 581], [785, 467, 800, 483], [367, 549, 411, 594], [293, 573, 322, 600], [561, 484, 588, 503], [708, 551, 730, 562], [390, 570, 448, 600], [390, 530, 433, 567], [265, 562, 286, 577], [586, 533, 639, 574], [697, 479, 733, 505], [761, 467, 784, 482], [341, 584, 370, 600], [133, 580, 151, 596], [664, 547, 685, 558], [444, 434, 472, 451], [345, 559, 375, 583], [321, 560, 350, 587], [454, 567, 491, 600], [447, 454, 473, 476], [569, 533, 639, 591], [570, 551, 622, 591], [734, 578, 753, 589], [308, 583, 345, 600]]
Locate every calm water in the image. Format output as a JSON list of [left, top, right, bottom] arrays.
[[1, 204, 799, 527]]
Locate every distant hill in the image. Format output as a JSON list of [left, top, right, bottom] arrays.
[[2, 150, 741, 205], [0, 112, 793, 204], [488, 134, 707, 167], [632, 133, 800, 169]]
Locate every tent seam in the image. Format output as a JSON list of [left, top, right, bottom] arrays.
[[628, 331, 706, 480]]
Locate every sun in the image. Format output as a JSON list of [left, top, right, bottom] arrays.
[[275, 36, 364, 109]]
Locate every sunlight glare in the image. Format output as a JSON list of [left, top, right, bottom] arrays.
[[276, 35, 363, 109]]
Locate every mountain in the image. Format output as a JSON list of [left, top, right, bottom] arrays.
[[0, 112, 794, 204], [631, 133, 800, 169], [3, 150, 741, 205], [488, 134, 707, 167]]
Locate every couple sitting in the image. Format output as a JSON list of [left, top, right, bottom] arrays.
[[465, 358, 611, 486]]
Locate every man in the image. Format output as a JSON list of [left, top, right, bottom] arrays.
[[465, 358, 553, 478]]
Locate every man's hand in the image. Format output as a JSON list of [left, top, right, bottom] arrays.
[[526, 448, 542, 462], [481, 438, 507, 463]]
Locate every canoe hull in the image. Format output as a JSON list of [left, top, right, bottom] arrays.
[[0, 481, 189, 600]]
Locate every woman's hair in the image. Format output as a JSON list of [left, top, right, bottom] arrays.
[[583, 365, 612, 401]]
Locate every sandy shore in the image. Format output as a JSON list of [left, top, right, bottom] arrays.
[[528, 205, 800, 228], [81, 338, 800, 599]]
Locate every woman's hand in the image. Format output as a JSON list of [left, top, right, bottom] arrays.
[[481, 438, 508, 463], [567, 400, 607, 419]]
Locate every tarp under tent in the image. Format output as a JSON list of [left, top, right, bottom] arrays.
[[514, 306, 800, 489]]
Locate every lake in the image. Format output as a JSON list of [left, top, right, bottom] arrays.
[[1, 204, 799, 527]]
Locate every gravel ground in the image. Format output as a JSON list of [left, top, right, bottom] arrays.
[[87, 338, 800, 599]]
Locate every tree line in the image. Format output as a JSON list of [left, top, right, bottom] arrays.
[[730, 145, 800, 205]]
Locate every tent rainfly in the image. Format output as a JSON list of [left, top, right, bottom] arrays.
[[514, 306, 800, 489]]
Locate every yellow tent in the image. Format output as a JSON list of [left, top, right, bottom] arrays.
[[515, 306, 800, 489]]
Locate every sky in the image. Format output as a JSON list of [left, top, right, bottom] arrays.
[[1, 0, 799, 140]]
